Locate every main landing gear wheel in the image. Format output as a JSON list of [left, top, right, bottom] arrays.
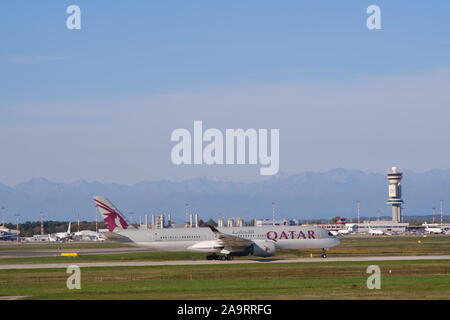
[[321, 248, 328, 258], [206, 254, 233, 261]]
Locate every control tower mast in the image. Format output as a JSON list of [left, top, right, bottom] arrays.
[[386, 167, 404, 223]]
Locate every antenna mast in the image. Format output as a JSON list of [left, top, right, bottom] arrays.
[[272, 202, 276, 226]]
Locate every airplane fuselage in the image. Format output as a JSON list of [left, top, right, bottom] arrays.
[[115, 225, 339, 253]]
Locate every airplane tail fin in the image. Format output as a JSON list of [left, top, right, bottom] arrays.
[[68, 222, 71, 234], [93, 196, 135, 232]]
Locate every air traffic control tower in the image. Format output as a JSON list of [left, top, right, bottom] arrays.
[[386, 167, 404, 222]]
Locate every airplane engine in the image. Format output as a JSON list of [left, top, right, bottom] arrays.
[[251, 240, 276, 257]]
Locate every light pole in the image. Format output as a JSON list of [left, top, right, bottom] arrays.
[[185, 203, 189, 228], [0, 207, 5, 226], [15, 214, 20, 243], [432, 207, 436, 224], [77, 211, 80, 233], [40, 211, 44, 236], [272, 202, 276, 226], [357, 201, 361, 224]]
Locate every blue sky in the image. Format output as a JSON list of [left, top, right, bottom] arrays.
[[1, 1, 450, 185]]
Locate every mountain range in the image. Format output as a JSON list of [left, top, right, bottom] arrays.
[[1, 168, 450, 223]]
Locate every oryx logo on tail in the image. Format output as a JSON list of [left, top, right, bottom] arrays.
[[93, 196, 131, 232]]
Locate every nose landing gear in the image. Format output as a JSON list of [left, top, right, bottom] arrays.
[[321, 248, 328, 258]]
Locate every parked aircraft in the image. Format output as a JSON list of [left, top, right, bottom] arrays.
[[55, 222, 72, 241], [367, 225, 385, 236], [424, 223, 444, 234]]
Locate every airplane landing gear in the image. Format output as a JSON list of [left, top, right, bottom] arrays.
[[206, 254, 233, 261], [321, 248, 328, 258]]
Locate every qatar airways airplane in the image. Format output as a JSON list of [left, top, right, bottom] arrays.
[[93, 196, 340, 260]]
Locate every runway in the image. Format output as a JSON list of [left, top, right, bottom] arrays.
[[0, 247, 148, 258], [1, 255, 449, 270]]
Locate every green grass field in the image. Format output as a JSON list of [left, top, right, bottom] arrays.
[[0, 235, 449, 265], [0, 260, 449, 299], [0, 251, 206, 265], [0, 235, 449, 299]]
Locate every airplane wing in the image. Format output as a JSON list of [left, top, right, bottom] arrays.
[[208, 225, 252, 250]]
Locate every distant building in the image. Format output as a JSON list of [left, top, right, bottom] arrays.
[[219, 217, 244, 228], [334, 218, 349, 224], [141, 213, 175, 229], [0, 226, 18, 241], [24, 234, 52, 242], [308, 223, 351, 232], [254, 218, 295, 227], [305, 219, 409, 233], [350, 220, 409, 233]]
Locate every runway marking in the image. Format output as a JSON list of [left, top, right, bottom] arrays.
[[0, 255, 449, 270]]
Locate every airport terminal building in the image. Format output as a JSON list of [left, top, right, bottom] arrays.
[[346, 220, 409, 233]]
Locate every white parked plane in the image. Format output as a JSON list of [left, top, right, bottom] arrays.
[[55, 222, 72, 241], [93, 196, 340, 260], [424, 223, 444, 234], [367, 225, 384, 236], [47, 234, 58, 242], [329, 229, 350, 236], [74, 230, 106, 242]]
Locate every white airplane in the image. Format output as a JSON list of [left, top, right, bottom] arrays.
[[55, 222, 72, 241], [47, 234, 58, 242], [367, 225, 384, 236], [93, 196, 340, 260], [74, 230, 106, 242], [424, 223, 444, 234], [329, 229, 350, 236]]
